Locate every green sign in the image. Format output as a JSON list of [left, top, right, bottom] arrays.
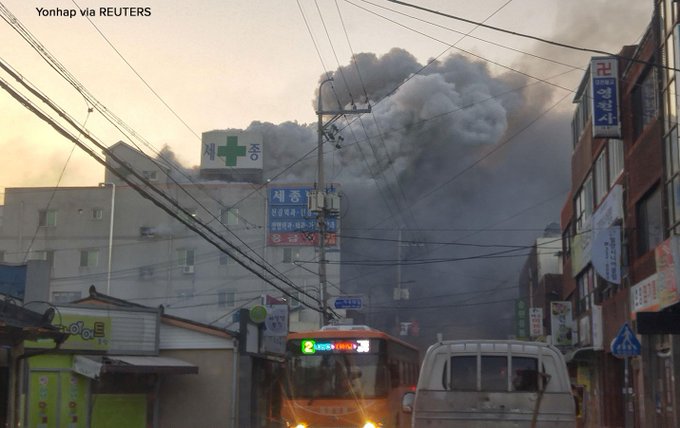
[[26, 314, 111, 351]]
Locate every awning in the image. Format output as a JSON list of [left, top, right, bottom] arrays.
[[564, 346, 597, 363], [73, 355, 198, 379]]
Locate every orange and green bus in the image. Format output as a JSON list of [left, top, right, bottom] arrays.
[[281, 325, 419, 428]]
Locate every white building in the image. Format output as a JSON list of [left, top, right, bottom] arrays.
[[0, 136, 340, 330]]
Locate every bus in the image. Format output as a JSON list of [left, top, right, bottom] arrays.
[[281, 325, 419, 428], [402, 340, 576, 427]]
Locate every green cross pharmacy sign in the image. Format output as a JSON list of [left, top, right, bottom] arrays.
[[201, 131, 263, 169]]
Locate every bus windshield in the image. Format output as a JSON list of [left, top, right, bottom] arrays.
[[285, 353, 388, 399]]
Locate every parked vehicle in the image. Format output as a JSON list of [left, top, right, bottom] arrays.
[[402, 340, 575, 427]]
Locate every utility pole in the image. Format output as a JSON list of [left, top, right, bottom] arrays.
[[311, 77, 370, 327]]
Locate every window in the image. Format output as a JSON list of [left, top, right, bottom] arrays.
[[445, 355, 542, 392], [177, 248, 195, 266], [594, 150, 608, 204], [637, 187, 663, 255], [92, 208, 103, 220], [283, 247, 299, 263], [632, 67, 658, 139], [139, 266, 154, 279], [571, 79, 591, 147], [38, 209, 57, 227], [139, 226, 155, 238], [79, 249, 99, 268], [575, 174, 593, 232], [218, 290, 235, 308], [178, 290, 194, 300], [577, 268, 595, 314], [142, 170, 158, 181], [608, 139, 624, 184], [52, 291, 82, 304], [220, 207, 239, 225]]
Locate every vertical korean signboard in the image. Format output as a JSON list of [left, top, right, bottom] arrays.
[[590, 57, 621, 138], [267, 186, 338, 247]]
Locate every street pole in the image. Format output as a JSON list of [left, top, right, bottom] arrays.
[[315, 77, 370, 327]]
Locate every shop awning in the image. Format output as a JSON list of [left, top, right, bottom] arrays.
[[73, 355, 198, 379], [564, 346, 596, 363]]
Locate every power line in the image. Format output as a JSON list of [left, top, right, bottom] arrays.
[[0, 66, 324, 314], [386, 0, 674, 72]]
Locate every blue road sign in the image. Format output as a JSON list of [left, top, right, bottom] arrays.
[[332, 296, 363, 310], [610, 323, 641, 358]]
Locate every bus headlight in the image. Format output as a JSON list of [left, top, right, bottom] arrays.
[[293, 424, 308, 428], [362, 421, 379, 428]]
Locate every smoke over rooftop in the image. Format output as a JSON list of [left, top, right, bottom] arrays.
[[218, 47, 572, 347]]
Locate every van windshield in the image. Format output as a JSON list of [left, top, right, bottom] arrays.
[[445, 355, 541, 392]]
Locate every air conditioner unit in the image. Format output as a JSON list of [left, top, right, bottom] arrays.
[[182, 265, 195, 274]]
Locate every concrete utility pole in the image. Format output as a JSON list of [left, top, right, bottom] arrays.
[[313, 77, 370, 327]]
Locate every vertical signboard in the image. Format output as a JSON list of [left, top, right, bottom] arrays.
[[590, 57, 621, 138], [529, 307, 543, 337], [656, 238, 680, 309], [515, 300, 528, 339], [550, 301, 575, 346], [267, 186, 338, 247]]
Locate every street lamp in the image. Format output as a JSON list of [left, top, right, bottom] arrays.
[[99, 182, 115, 295]]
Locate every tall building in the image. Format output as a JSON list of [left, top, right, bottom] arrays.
[[557, 4, 680, 425], [0, 134, 341, 331]]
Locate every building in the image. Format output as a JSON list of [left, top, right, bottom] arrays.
[[557, 4, 680, 425], [0, 135, 341, 332]]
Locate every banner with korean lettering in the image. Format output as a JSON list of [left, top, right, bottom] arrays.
[[590, 57, 621, 138], [591, 225, 621, 284], [529, 307, 543, 337], [267, 186, 338, 247]]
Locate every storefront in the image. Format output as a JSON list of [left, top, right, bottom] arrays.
[[19, 305, 198, 427]]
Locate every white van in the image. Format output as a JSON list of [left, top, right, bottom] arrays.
[[402, 340, 575, 427]]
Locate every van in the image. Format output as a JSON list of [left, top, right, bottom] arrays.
[[402, 340, 575, 427]]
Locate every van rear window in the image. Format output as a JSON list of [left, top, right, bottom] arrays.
[[444, 356, 541, 392]]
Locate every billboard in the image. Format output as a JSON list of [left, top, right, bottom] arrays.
[[0, 264, 27, 300], [590, 57, 621, 138], [267, 186, 338, 247], [201, 130, 263, 170], [550, 301, 575, 347]]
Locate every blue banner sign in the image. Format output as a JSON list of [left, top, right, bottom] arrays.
[[267, 186, 339, 247], [590, 57, 621, 138]]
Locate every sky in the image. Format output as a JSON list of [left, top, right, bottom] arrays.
[[0, 0, 652, 192], [0, 0, 655, 340]]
